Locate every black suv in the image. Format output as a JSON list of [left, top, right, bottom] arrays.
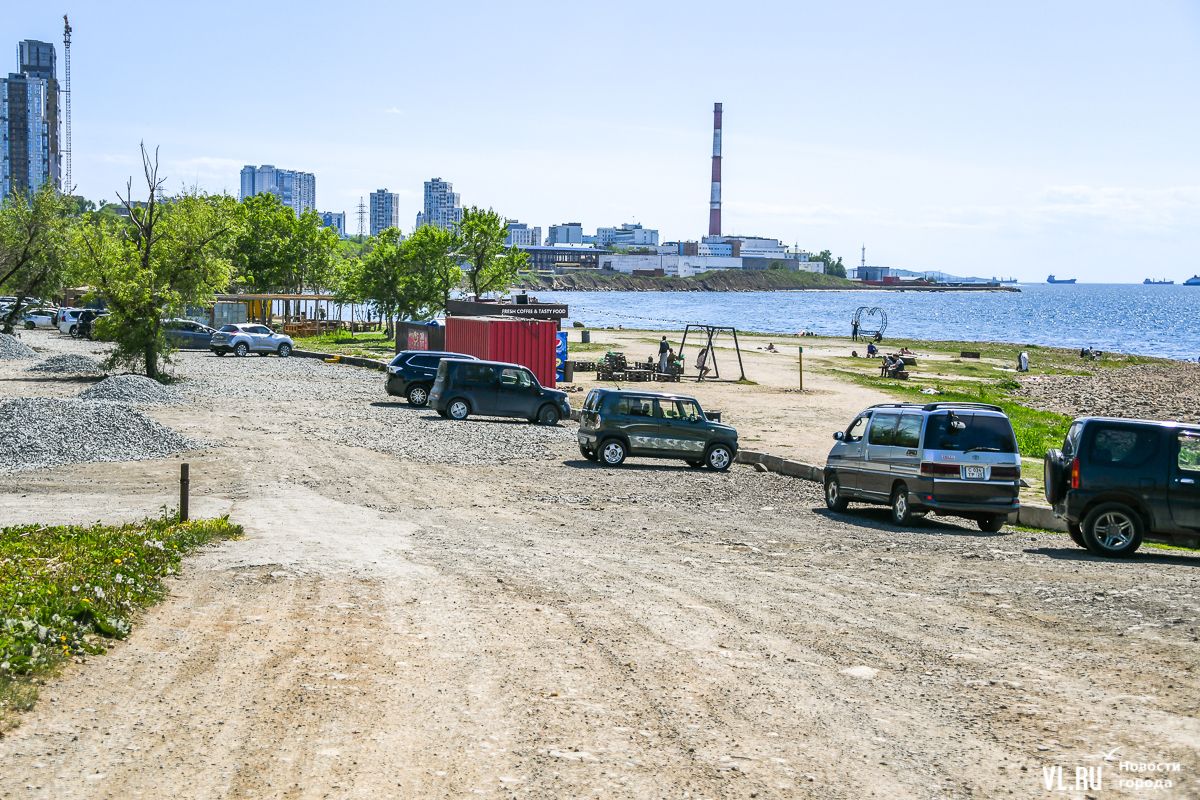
[[429, 359, 572, 424], [576, 389, 738, 470], [1045, 417, 1200, 556], [386, 350, 478, 406]]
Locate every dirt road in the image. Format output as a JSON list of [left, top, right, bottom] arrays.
[[1, 334, 1198, 799]]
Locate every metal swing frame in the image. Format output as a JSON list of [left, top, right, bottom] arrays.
[[678, 324, 746, 382]]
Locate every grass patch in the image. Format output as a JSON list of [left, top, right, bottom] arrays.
[[0, 512, 242, 730], [292, 331, 395, 360]]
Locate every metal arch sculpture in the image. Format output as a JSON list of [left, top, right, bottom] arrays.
[[853, 306, 888, 339]]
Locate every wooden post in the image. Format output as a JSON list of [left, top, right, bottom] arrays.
[[798, 347, 804, 391], [179, 463, 190, 522]]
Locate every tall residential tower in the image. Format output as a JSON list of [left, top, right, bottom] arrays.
[[415, 178, 462, 229], [239, 165, 316, 215], [369, 189, 400, 236], [1, 40, 61, 196]]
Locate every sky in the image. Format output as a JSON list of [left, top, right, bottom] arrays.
[[6, 1, 1200, 282]]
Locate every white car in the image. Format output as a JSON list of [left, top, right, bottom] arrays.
[[209, 323, 294, 357], [23, 309, 57, 329], [57, 308, 86, 335]]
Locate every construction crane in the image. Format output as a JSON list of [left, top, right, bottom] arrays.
[[63, 14, 72, 194]]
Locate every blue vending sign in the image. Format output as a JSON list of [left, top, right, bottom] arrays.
[[556, 331, 568, 381]]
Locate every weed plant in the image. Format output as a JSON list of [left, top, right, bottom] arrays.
[[0, 512, 241, 723]]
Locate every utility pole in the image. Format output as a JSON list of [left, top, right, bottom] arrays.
[[356, 197, 367, 239], [63, 15, 72, 193]]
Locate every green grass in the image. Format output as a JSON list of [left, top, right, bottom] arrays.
[[292, 331, 395, 359], [0, 512, 242, 729]]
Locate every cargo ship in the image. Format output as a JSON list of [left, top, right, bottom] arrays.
[[1047, 275, 1077, 284], [1144, 278, 1174, 285]]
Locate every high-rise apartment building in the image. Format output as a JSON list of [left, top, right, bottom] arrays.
[[547, 223, 583, 245], [1, 40, 60, 196], [369, 189, 400, 236], [414, 178, 462, 229], [239, 165, 316, 215], [320, 211, 346, 238], [505, 221, 542, 247]]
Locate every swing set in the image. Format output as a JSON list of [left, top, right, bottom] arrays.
[[677, 324, 746, 382]]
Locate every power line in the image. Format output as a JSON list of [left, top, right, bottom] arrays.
[[63, 14, 72, 194], [356, 197, 367, 238]]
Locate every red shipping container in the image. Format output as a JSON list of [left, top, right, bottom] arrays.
[[445, 316, 559, 388]]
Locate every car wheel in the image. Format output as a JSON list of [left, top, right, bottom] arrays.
[[407, 385, 430, 407], [24, 321, 35, 330], [68, 325, 77, 336], [686, 459, 704, 468], [890, 483, 914, 526], [1043, 449, 1068, 504], [705, 444, 733, 471], [600, 439, 627, 467], [448, 399, 470, 420], [214, 350, 226, 357], [537, 405, 560, 426], [978, 516, 1006, 533], [579, 445, 598, 462], [437, 409, 448, 418], [234, 342, 249, 357], [825, 474, 849, 511], [278, 343, 292, 358], [1081, 503, 1144, 557], [1067, 522, 1086, 548]]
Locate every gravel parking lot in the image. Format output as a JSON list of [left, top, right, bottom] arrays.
[[0, 329, 1197, 799]]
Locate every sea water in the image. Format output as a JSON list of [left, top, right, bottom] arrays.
[[536, 283, 1200, 361]]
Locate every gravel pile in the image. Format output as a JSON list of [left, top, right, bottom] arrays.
[[27, 353, 106, 374], [1013, 363, 1200, 423], [78, 375, 185, 404], [0, 397, 202, 474], [0, 333, 37, 360]]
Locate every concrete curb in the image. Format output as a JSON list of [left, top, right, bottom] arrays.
[[292, 349, 389, 372], [733, 449, 1067, 532]]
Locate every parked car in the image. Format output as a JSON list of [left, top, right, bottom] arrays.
[[22, 308, 57, 329], [823, 402, 1021, 532], [386, 350, 479, 406], [209, 323, 294, 357], [576, 388, 739, 470], [1044, 417, 1200, 557], [429, 359, 571, 424], [57, 308, 87, 335], [163, 318, 216, 349]]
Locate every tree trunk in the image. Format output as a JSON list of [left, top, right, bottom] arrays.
[[144, 340, 158, 380]]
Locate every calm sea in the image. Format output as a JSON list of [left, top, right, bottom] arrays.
[[535, 284, 1200, 361]]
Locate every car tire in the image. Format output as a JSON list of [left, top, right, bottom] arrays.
[[599, 439, 627, 467], [448, 399, 470, 420], [1067, 522, 1086, 548], [68, 325, 77, 336], [24, 321, 34, 330], [278, 343, 292, 358], [1043, 449, 1067, 504], [825, 474, 849, 511], [978, 516, 1006, 533], [686, 460, 704, 468], [890, 483, 914, 526], [1081, 503, 1144, 557], [579, 445, 598, 462], [234, 343, 249, 357], [537, 405, 560, 426], [214, 350, 226, 357], [705, 444, 733, 471], [407, 385, 430, 407], [437, 409, 448, 418]]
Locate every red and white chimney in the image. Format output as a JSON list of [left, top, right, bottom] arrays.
[[708, 102, 722, 236]]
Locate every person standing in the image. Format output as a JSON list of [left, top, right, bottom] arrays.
[[851, 319, 859, 341], [1018, 351, 1030, 372], [658, 336, 670, 373]]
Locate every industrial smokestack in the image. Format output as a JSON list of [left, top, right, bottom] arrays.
[[708, 102, 722, 236]]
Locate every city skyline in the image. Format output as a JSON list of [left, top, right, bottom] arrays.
[[3, 2, 1199, 281]]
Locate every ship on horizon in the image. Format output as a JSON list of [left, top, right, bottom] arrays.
[[1144, 278, 1174, 285], [1186, 275, 1200, 286], [1047, 275, 1077, 284]]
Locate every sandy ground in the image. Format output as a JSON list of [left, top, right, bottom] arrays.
[[1, 331, 1199, 800]]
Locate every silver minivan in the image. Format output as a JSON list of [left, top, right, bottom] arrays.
[[823, 402, 1021, 532]]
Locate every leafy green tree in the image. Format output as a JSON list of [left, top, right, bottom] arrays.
[[456, 206, 527, 299], [228, 192, 300, 294], [75, 146, 236, 378], [816, 249, 847, 278], [0, 184, 76, 333], [406, 224, 461, 317]]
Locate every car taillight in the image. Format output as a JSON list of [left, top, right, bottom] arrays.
[[920, 462, 960, 476], [1070, 457, 1080, 489], [990, 466, 1021, 480]]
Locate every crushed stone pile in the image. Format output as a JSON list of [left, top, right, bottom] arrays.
[[27, 353, 106, 375], [1012, 363, 1200, 424], [0, 333, 38, 360], [77, 375, 185, 404], [0, 397, 202, 474]]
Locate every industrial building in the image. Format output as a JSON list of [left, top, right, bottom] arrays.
[[415, 178, 463, 229], [320, 211, 346, 238], [369, 190, 400, 236], [598, 223, 658, 248], [516, 244, 607, 274], [239, 165, 316, 216], [1, 40, 61, 196], [505, 221, 542, 247]]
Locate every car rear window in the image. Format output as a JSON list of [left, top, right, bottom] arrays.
[[583, 391, 603, 412], [868, 414, 899, 446], [1178, 431, 1200, 472], [1089, 426, 1158, 469], [464, 364, 497, 385], [923, 413, 1017, 453]]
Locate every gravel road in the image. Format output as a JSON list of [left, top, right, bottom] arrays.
[[0, 330, 1197, 799]]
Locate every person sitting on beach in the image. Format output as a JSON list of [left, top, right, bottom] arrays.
[[766, 343, 778, 353], [695, 347, 712, 380], [866, 342, 878, 357], [900, 347, 914, 355], [873, 331, 883, 343], [880, 355, 894, 377], [1080, 346, 1090, 359], [851, 350, 859, 358]]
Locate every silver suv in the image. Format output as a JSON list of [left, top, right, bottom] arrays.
[[823, 402, 1021, 532], [210, 323, 294, 357]]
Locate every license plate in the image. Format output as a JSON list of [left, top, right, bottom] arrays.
[[965, 466, 986, 479]]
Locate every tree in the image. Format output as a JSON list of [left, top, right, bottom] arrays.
[[816, 249, 847, 278], [352, 228, 420, 338], [75, 145, 236, 378], [456, 206, 527, 299], [406, 224, 460, 317], [228, 192, 301, 294], [0, 184, 75, 333]]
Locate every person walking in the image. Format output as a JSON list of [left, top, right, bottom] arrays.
[[658, 336, 670, 373]]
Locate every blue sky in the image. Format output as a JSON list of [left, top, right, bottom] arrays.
[[7, 1, 1200, 281]]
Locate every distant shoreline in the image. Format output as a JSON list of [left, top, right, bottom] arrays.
[[512, 271, 1020, 293]]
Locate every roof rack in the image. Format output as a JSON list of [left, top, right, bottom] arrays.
[[866, 403, 924, 410], [921, 402, 1004, 412]]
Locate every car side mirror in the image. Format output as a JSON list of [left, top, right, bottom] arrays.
[[833, 431, 845, 441]]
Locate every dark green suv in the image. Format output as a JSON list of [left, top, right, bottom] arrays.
[[577, 388, 738, 470]]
